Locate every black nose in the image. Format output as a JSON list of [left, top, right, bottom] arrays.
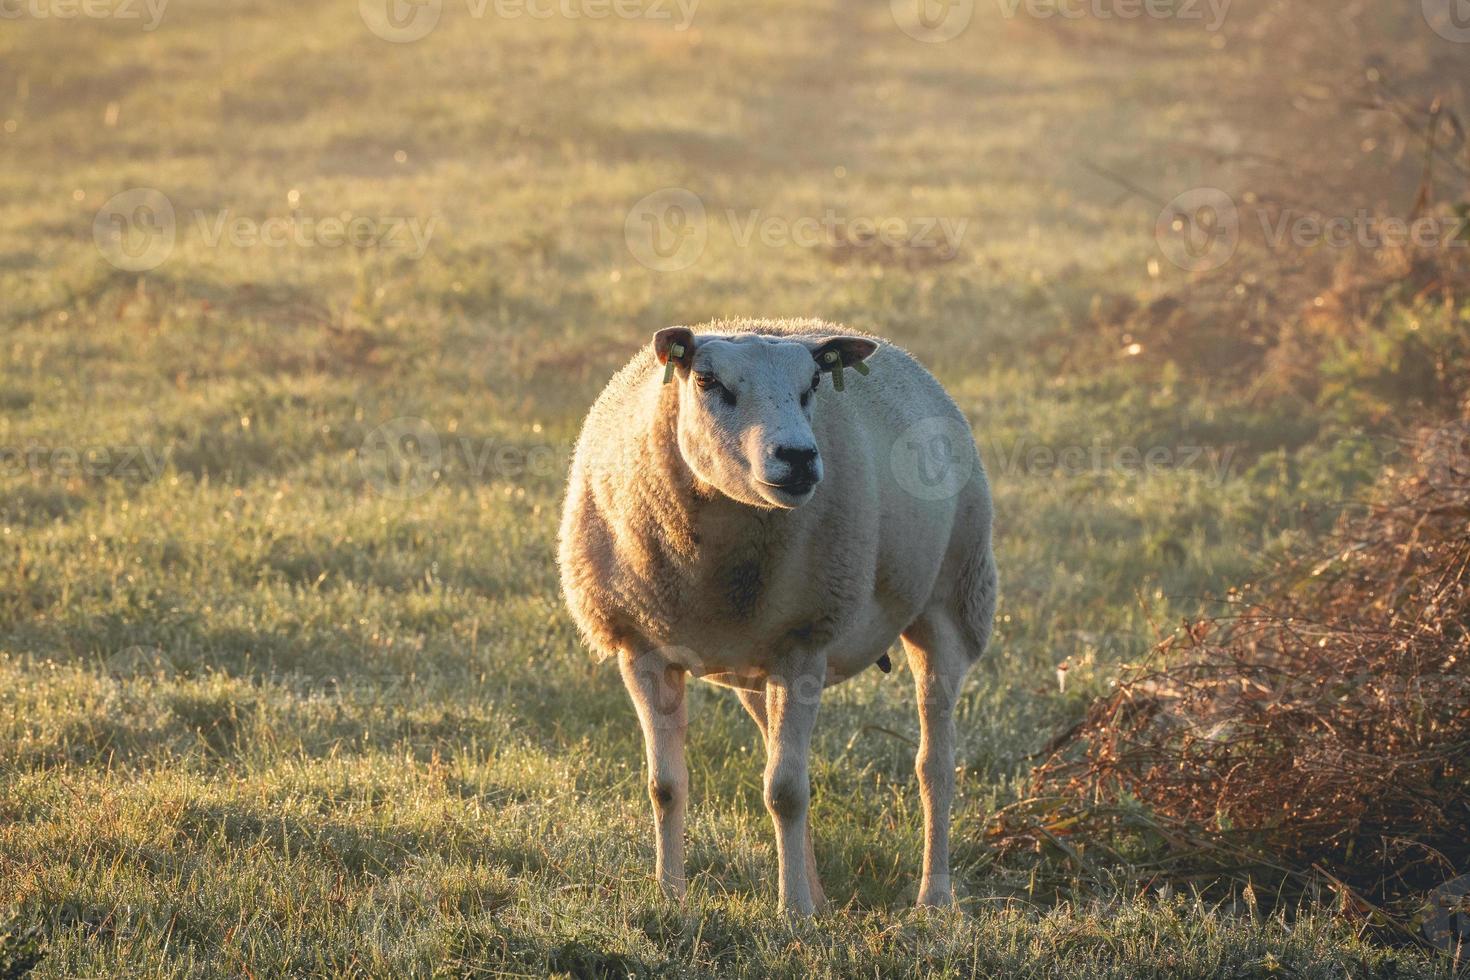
[[773, 445, 819, 477]]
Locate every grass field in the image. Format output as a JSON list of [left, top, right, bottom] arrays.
[[0, 0, 1462, 975]]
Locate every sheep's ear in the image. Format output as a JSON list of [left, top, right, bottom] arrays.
[[809, 336, 878, 370], [809, 336, 878, 391], [653, 327, 695, 376]]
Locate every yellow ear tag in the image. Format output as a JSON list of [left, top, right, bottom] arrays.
[[663, 343, 685, 385], [823, 350, 844, 391], [854, 361, 871, 376]]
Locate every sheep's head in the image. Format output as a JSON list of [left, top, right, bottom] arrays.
[[653, 326, 878, 510]]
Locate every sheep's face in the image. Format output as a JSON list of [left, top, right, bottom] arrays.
[[653, 328, 878, 510]]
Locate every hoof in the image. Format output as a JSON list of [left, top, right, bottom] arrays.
[[779, 897, 818, 918], [916, 877, 956, 908]]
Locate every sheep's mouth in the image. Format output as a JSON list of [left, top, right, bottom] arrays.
[[758, 478, 817, 498]]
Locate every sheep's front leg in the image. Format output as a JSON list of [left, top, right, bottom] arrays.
[[619, 649, 688, 899], [736, 686, 826, 911], [764, 649, 825, 916]]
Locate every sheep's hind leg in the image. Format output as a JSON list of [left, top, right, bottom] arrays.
[[761, 650, 826, 916], [901, 613, 972, 908], [619, 649, 689, 900], [736, 686, 826, 911]]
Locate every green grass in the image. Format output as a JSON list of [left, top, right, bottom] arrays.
[[0, 0, 1456, 975]]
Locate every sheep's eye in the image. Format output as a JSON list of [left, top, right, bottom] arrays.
[[696, 373, 736, 406], [799, 373, 820, 408]]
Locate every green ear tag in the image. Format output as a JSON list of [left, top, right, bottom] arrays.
[[823, 350, 844, 391], [663, 343, 685, 384], [854, 361, 870, 376]]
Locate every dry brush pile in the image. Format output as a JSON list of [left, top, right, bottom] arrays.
[[992, 418, 1470, 939]]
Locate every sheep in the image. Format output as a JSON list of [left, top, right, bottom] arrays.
[[557, 318, 997, 915]]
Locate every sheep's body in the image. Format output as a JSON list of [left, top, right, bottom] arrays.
[[558, 318, 997, 913]]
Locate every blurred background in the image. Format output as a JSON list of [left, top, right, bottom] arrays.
[[2, 1, 1468, 975]]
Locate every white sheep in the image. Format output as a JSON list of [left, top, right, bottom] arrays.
[[557, 318, 997, 914]]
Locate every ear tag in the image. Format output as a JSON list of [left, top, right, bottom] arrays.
[[854, 361, 871, 377], [823, 350, 845, 391], [662, 343, 685, 385]]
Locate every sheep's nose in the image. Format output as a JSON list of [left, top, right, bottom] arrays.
[[773, 445, 819, 476]]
